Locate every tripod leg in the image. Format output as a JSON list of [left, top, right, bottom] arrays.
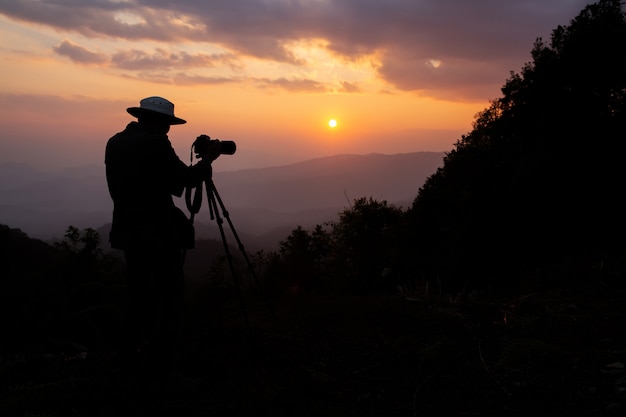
[[207, 181, 275, 319], [205, 182, 252, 331]]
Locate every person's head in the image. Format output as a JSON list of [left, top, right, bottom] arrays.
[[127, 96, 186, 134]]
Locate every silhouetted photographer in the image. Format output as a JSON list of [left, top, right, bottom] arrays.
[[104, 96, 220, 375]]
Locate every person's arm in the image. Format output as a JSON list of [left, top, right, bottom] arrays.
[[163, 138, 220, 197]]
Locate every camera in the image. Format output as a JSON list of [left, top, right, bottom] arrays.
[[193, 134, 237, 158]]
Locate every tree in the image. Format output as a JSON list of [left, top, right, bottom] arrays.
[[408, 0, 626, 291], [54, 226, 102, 258], [330, 197, 405, 292], [268, 198, 406, 295], [266, 225, 333, 295]]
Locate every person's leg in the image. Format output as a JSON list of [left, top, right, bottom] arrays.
[[120, 246, 155, 366], [151, 247, 185, 370]]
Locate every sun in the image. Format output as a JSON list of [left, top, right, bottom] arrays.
[[328, 119, 337, 128]]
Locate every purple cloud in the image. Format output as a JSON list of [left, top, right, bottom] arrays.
[[110, 48, 240, 70], [53, 40, 107, 64], [1, 0, 593, 100], [255, 77, 329, 93]]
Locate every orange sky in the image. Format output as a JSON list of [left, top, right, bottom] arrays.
[[0, 1, 592, 171]]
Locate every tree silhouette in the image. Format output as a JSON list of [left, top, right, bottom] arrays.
[[330, 197, 405, 293], [408, 0, 626, 291], [267, 198, 405, 296]]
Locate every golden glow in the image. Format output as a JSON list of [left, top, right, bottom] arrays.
[[0, 14, 489, 170]]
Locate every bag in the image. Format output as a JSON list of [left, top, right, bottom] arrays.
[[171, 206, 195, 249]]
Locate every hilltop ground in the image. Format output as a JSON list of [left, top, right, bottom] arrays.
[[1, 283, 625, 417]]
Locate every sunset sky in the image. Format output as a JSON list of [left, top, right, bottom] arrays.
[[0, 0, 592, 172]]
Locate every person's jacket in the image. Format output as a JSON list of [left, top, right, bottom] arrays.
[[105, 121, 208, 250]]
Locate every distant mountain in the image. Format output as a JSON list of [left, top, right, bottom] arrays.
[[212, 152, 443, 212], [0, 152, 445, 248]]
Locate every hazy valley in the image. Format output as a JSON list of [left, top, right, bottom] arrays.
[[0, 152, 445, 250]]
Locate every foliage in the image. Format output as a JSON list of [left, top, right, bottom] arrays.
[[54, 225, 124, 284], [1, 225, 125, 353], [54, 225, 100, 255], [330, 197, 406, 292], [407, 0, 626, 291], [264, 197, 406, 296]]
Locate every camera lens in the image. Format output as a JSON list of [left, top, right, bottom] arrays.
[[219, 141, 237, 155]]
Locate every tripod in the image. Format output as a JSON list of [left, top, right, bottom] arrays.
[[184, 176, 274, 331]]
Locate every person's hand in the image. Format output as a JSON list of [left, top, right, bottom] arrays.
[[194, 155, 214, 180]]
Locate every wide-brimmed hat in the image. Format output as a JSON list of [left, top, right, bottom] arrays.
[[127, 96, 186, 125]]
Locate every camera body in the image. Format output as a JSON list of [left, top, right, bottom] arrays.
[[193, 134, 237, 158]]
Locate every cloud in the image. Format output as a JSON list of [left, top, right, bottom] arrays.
[[53, 40, 107, 65], [0, 1, 207, 42], [378, 53, 509, 101], [173, 73, 240, 86], [51, 39, 242, 72], [1, 0, 593, 100], [50, 40, 324, 88], [339, 81, 362, 93], [111, 48, 241, 70], [117, 71, 240, 86], [256, 77, 329, 93]]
